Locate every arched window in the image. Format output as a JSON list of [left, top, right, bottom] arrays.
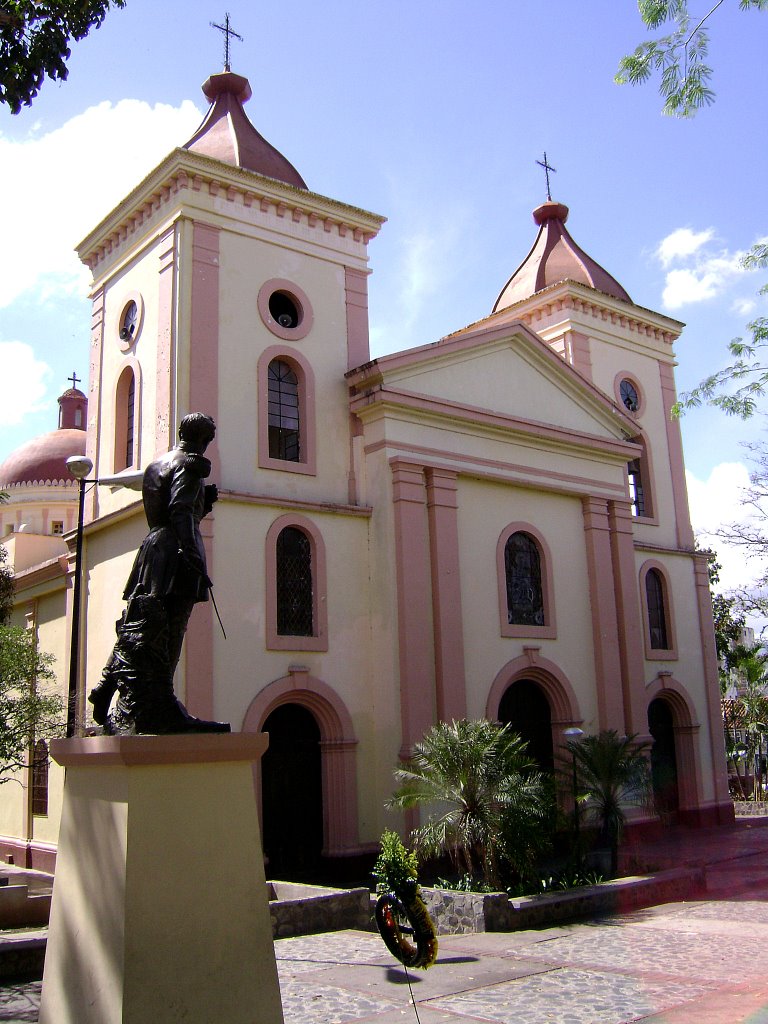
[[627, 435, 654, 519], [496, 524, 556, 638], [505, 532, 544, 626], [31, 739, 48, 817], [266, 515, 328, 651], [268, 359, 300, 461], [114, 365, 138, 472], [646, 569, 668, 649], [276, 526, 313, 636], [641, 561, 677, 659], [258, 348, 316, 475]]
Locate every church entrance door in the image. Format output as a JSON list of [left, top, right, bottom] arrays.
[[498, 679, 554, 772], [648, 697, 679, 821], [262, 703, 323, 880]]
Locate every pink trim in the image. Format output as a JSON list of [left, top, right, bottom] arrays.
[[257, 278, 314, 341], [344, 267, 371, 371], [220, 488, 371, 518], [612, 370, 646, 418], [646, 674, 703, 812], [351, 386, 637, 461], [346, 317, 638, 436], [257, 345, 317, 476], [582, 497, 625, 731], [265, 513, 328, 652], [608, 500, 648, 736], [155, 225, 176, 456], [0, 836, 57, 873], [486, 649, 583, 754], [183, 222, 220, 721], [363, 438, 628, 497], [658, 361, 695, 548], [425, 468, 466, 719], [50, 733, 268, 767], [241, 668, 360, 856], [639, 559, 678, 661], [496, 522, 557, 639], [112, 358, 142, 472], [390, 458, 435, 757], [692, 552, 732, 807]]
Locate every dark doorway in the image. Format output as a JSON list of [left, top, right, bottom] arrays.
[[498, 679, 554, 772], [262, 703, 323, 880], [648, 698, 679, 818]]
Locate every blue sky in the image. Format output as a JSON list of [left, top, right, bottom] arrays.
[[1, 0, 766, 590]]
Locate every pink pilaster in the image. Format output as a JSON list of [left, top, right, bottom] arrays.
[[608, 499, 648, 737], [391, 458, 435, 758], [344, 268, 371, 372], [581, 496, 624, 731], [659, 361, 695, 549], [183, 222, 220, 720], [693, 552, 732, 815], [87, 287, 105, 523], [155, 224, 177, 456], [425, 468, 466, 721]]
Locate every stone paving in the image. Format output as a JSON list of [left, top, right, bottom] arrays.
[[2, 820, 768, 1023]]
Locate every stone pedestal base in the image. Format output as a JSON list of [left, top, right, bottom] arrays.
[[39, 734, 283, 1024]]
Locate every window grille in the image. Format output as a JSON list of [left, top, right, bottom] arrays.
[[31, 740, 48, 816], [505, 532, 545, 626], [268, 360, 300, 461], [276, 527, 313, 635], [646, 568, 669, 649]]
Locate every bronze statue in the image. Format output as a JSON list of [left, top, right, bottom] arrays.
[[89, 413, 230, 734]]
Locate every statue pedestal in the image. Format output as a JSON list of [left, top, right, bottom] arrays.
[[39, 734, 283, 1024]]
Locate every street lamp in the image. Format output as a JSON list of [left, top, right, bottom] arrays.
[[65, 455, 93, 738], [563, 726, 585, 847]]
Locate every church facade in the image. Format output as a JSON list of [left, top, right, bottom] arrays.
[[1, 66, 731, 874]]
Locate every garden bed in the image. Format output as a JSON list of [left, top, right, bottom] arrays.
[[267, 881, 370, 938]]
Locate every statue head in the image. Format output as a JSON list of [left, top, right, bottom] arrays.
[[178, 413, 216, 452]]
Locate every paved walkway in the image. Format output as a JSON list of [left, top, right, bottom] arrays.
[[2, 818, 768, 1023]]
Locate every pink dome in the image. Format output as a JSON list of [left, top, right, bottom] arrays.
[[0, 428, 86, 486]]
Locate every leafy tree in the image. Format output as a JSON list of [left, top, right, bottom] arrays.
[[387, 719, 549, 889], [0, 1, 126, 114], [702, 548, 746, 667], [616, 0, 768, 118], [564, 730, 652, 877], [722, 643, 768, 798], [0, 626, 64, 779]]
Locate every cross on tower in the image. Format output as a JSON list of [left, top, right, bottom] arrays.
[[536, 152, 557, 201], [68, 371, 81, 390], [210, 12, 243, 72]]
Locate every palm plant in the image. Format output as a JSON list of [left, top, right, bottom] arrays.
[[728, 645, 768, 799], [387, 719, 548, 889], [564, 730, 651, 877]]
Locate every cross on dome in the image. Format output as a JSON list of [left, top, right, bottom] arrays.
[[210, 12, 243, 72], [68, 371, 81, 390], [536, 152, 557, 201]]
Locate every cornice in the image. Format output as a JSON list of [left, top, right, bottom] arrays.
[[77, 148, 386, 274], [442, 280, 684, 349]]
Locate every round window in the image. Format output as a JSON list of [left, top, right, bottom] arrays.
[[115, 292, 144, 350], [257, 279, 314, 340], [620, 378, 640, 412], [268, 291, 301, 330], [120, 301, 138, 341]]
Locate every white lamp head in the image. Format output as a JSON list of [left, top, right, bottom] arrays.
[[66, 455, 94, 481], [563, 727, 585, 740]]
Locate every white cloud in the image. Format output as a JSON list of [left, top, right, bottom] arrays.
[[657, 227, 714, 268], [686, 462, 767, 594], [0, 341, 52, 427], [655, 227, 747, 310], [732, 297, 758, 317], [0, 99, 202, 310]]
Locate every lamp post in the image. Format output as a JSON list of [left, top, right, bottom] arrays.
[[65, 455, 93, 738], [563, 726, 585, 847]]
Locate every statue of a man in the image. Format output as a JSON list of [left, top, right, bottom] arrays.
[[90, 413, 230, 734]]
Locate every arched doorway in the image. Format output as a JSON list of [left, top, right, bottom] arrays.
[[262, 703, 323, 879], [498, 679, 554, 772], [648, 697, 679, 819]]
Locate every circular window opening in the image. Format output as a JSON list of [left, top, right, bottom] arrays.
[[120, 301, 139, 342], [268, 291, 302, 330], [620, 378, 640, 412]]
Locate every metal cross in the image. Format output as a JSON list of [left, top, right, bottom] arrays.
[[68, 371, 81, 390], [536, 152, 557, 201], [210, 12, 243, 72]]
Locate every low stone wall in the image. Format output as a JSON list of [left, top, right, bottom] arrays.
[[268, 881, 371, 938], [0, 886, 51, 929], [733, 801, 768, 816], [421, 867, 704, 934]]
